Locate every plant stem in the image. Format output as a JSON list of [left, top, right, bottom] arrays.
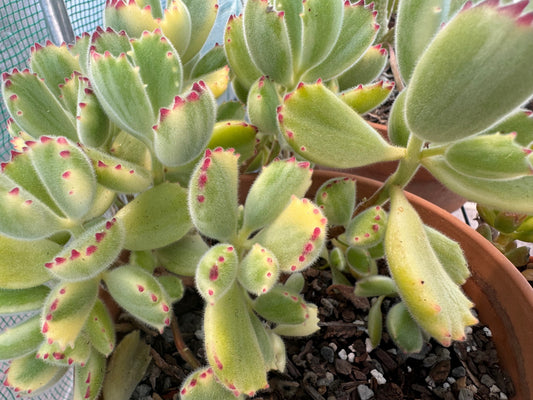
[[170, 314, 201, 369], [355, 135, 424, 213]]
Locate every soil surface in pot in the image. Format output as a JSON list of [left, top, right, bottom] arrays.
[[129, 267, 515, 400]]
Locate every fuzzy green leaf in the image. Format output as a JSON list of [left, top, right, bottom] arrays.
[[386, 302, 424, 353], [36, 333, 91, 367], [301, 1, 377, 82], [76, 83, 111, 148], [385, 186, 478, 346], [83, 145, 153, 194], [41, 279, 99, 349], [196, 243, 238, 305], [204, 284, 268, 396], [224, 14, 262, 90], [278, 81, 406, 168], [59, 72, 81, 116], [253, 285, 310, 325], [189, 148, 239, 241], [159, 0, 192, 56], [73, 350, 106, 400], [181, 0, 218, 64], [45, 218, 124, 281], [243, 158, 313, 233], [247, 76, 281, 136], [425, 226, 470, 285], [396, 0, 448, 83], [368, 296, 384, 349], [207, 120, 257, 162], [406, 2, 533, 143], [315, 176, 356, 227], [340, 81, 394, 115], [345, 205, 388, 248], [272, 302, 319, 337], [353, 275, 398, 297], [29, 42, 81, 99], [337, 44, 388, 90], [156, 233, 209, 276], [29, 136, 97, 221], [90, 27, 133, 58], [0, 173, 67, 239], [0, 315, 43, 360], [101, 330, 152, 400], [89, 48, 155, 144], [157, 275, 184, 303], [422, 156, 533, 214], [254, 196, 327, 273], [2, 69, 77, 141], [296, 0, 344, 76], [4, 352, 68, 396], [244, 0, 293, 87], [346, 246, 376, 277], [238, 243, 280, 296], [154, 81, 216, 167], [0, 286, 50, 314], [131, 30, 183, 115], [103, 264, 172, 332], [103, 1, 158, 38], [387, 89, 410, 147], [482, 109, 533, 147], [181, 367, 245, 399], [191, 44, 228, 80], [115, 182, 191, 250], [444, 133, 533, 180], [85, 299, 116, 356], [274, 0, 303, 63], [0, 235, 57, 288]]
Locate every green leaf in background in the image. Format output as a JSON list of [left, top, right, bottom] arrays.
[[406, 2, 533, 143], [244, 0, 293, 87], [153, 82, 216, 167], [422, 156, 533, 214], [395, 0, 448, 83]]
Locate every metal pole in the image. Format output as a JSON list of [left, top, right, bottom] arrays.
[[38, 0, 75, 45]]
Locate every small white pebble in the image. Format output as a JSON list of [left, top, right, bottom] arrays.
[[471, 345, 477, 351], [465, 326, 473, 335], [387, 348, 397, 355], [365, 338, 374, 353], [483, 326, 493, 337], [490, 385, 501, 393], [338, 349, 348, 360], [443, 382, 450, 389], [466, 345, 472, 352], [348, 344, 356, 353], [447, 377, 456, 384], [500, 392, 508, 399], [328, 342, 338, 351], [407, 366, 412, 373], [370, 369, 387, 385], [348, 352, 355, 363]]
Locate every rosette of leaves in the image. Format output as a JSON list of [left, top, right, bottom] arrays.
[[274, 0, 533, 352], [224, 0, 394, 169], [0, 4, 252, 399], [180, 150, 326, 398]]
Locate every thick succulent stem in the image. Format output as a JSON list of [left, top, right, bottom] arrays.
[[355, 134, 424, 214]]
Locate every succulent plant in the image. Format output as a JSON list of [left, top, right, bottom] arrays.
[[2, 0, 533, 399]]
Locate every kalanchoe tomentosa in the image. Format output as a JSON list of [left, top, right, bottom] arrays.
[[1, 0, 533, 399]]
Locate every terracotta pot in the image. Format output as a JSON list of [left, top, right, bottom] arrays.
[[337, 122, 466, 213], [239, 170, 533, 400]]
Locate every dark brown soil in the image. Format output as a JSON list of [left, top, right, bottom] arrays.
[[132, 267, 515, 400]]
